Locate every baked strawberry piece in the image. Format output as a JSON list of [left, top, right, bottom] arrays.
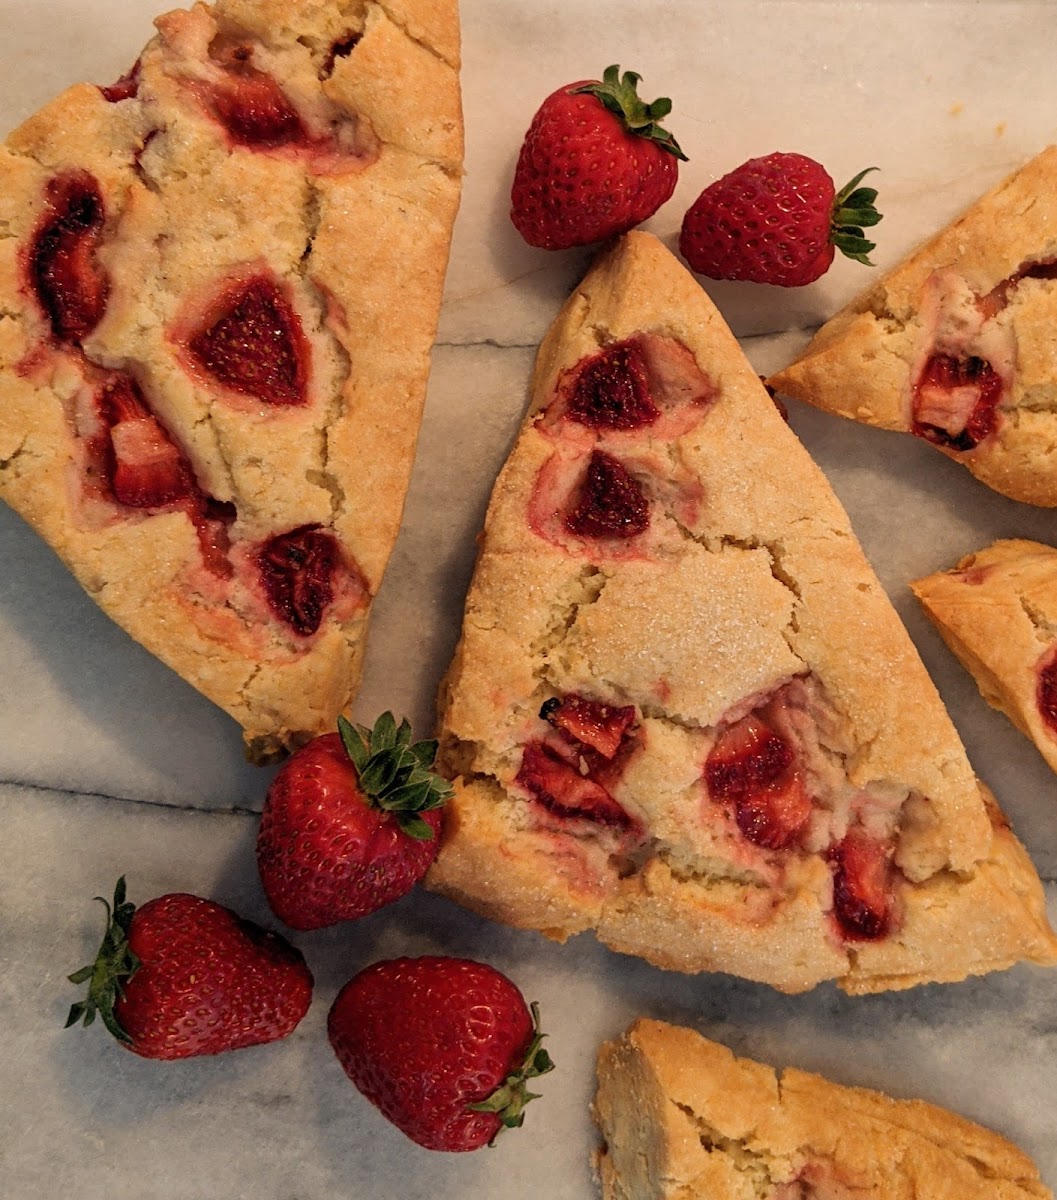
[[768, 146, 1057, 506], [428, 232, 1057, 994], [0, 0, 463, 758], [594, 1019, 1052, 1200]]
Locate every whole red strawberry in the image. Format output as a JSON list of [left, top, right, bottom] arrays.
[[328, 956, 554, 1152], [65, 877, 312, 1060], [257, 712, 453, 930], [511, 64, 686, 250], [679, 153, 882, 286]]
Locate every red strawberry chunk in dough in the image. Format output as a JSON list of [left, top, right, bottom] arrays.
[[206, 45, 307, 149], [829, 829, 893, 941], [257, 524, 339, 636], [912, 353, 1002, 450], [187, 276, 309, 407], [29, 171, 109, 345], [565, 450, 650, 540], [1035, 647, 1057, 736], [517, 741, 636, 832], [706, 714, 812, 850], [542, 694, 636, 759], [565, 341, 660, 431], [100, 375, 196, 508], [706, 715, 794, 798], [732, 771, 812, 851]]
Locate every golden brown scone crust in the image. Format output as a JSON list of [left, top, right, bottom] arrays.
[[427, 231, 1057, 994], [913, 538, 1057, 776], [593, 1018, 1053, 1200], [767, 146, 1057, 506], [0, 0, 462, 760]]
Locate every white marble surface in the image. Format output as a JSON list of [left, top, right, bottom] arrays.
[[1, 1, 1056, 1196]]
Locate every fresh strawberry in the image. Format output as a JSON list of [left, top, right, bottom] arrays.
[[187, 275, 309, 407], [511, 64, 686, 251], [828, 829, 893, 940], [65, 877, 312, 1060], [29, 171, 110, 344], [679, 153, 881, 287], [327, 956, 553, 1152], [540, 693, 636, 759], [257, 712, 453, 930]]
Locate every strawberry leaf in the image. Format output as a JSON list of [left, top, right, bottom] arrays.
[[571, 65, 688, 162], [339, 712, 454, 823], [395, 813, 437, 841], [830, 168, 882, 265], [65, 876, 140, 1046], [468, 1001, 555, 1141]]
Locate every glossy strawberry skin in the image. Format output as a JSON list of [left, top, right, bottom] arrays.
[[511, 80, 678, 251], [116, 893, 312, 1060], [680, 152, 836, 287], [328, 957, 536, 1152], [257, 733, 442, 931]]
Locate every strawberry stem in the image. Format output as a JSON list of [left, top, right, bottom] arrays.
[[65, 876, 139, 1044], [468, 1001, 555, 1143], [831, 167, 882, 265], [571, 65, 688, 162], [337, 712, 453, 840]]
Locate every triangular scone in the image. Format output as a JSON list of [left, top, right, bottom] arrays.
[[913, 539, 1057, 777], [767, 146, 1057, 507], [593, 1019, 1053, 1200], [427, 231, 1057, 995], [0, 0, 462, 760]]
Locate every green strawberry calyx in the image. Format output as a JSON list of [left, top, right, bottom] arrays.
[[338, 712, 454, 841], [468, 1001, 555, 1142], [571, 65, 688, 162], [65, 875, 139, 1044], [831, 167, 882, 266]]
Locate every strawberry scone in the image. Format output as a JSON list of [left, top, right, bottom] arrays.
[[427, 231, 1057, 995], [913, 538, 1057, 779], [0, 0, 462, 760], [593, 1018, 1053, 1200], [767, 146, 1057, 506]]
